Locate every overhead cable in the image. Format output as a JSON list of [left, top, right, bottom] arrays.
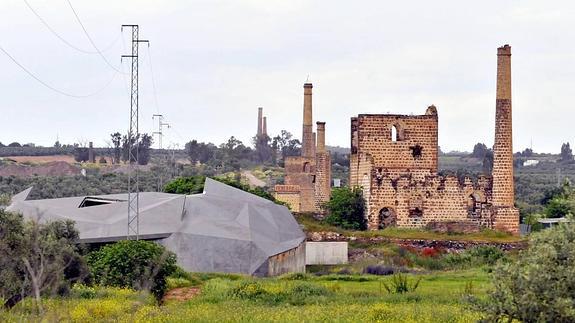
[[0, 44, 118, 98], [23, 0, 121, 55], [65, 0, 128, 75], [146, 46, 161, 114]]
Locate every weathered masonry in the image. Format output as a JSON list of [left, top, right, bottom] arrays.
[[274, 83, 332, 213], [349, 45, 519, 234]]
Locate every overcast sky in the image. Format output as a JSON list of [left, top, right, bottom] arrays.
[[1, 0, 574, 153]]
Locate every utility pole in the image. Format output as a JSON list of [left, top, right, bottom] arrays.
[[121, 24, 148, 240], [152, 114, 170, 149]]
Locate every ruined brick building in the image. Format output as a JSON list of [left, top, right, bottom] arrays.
[[349, 45, 519, 234], [274, 83, 331, 213]]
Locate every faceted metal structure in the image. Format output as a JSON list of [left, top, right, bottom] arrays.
[[7, 178, 306, 276]]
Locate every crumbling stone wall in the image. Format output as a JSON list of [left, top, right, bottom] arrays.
[[348, 45, 520, 235]]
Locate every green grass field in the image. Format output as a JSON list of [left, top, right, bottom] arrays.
[[0, 269, 488, 322]]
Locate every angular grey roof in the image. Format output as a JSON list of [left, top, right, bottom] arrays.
[[7, 178, 305, 275]]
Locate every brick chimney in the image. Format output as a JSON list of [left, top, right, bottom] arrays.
[[88, 142, 95, 163], [316, 122, 326, 153], [257, 107, 263, 136], [302, 83, 314, 157], [262, 116, 268, 136], [492, 44, 514, 208]]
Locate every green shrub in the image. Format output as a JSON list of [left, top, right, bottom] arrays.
[[323, 187, 367, 230], [278, 272, 310, 281], [86, 240, 177, 301], [383, 273, 421, 294], [478, 223, 575, 322], [229, 281, 268, 300]]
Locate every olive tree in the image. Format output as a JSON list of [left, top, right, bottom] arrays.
[[479, 222, 575, 322]]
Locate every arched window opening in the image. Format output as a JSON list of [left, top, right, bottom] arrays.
[[391, 125, 398, 142], [303, 162, 311, 173], [378, 207, 397, 229]]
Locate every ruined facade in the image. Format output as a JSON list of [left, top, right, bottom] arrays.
[[274, 83, 332, 213], [349, 45, 519, 234]]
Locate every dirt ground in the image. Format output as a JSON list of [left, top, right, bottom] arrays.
[[162, 287, 201, 302], [7, 155, 76, 163]]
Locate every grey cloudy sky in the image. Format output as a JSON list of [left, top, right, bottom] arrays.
[[1, 0, 574, 153]]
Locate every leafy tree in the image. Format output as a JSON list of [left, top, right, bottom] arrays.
[[323, 187, 367, 230], [545, 198, 575, 218], [164, 176, 206, 195], [73, 147, 89, 162], [8, 142, 21, 147], [87, 240, 177, 300], [478, 223, 575, 322], [253, 134, 272, 164], [53, 141, 61, 148], [482, 149, 494, 174], [520, 148, 534, 157], [272, 130, 301, 166], [163, 175, 287, 206], [560, 142, 573, 162], [0, 211, 87, 312], [138, 134, 153, 165], [471, 143, 489, 158], [110, 132, 122, 164]]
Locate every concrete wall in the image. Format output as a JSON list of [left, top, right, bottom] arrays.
[[305, 241, 348, 265], [259, 242, 306, 277]]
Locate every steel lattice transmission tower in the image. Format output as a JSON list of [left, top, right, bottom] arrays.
[[121, 25, 148, 240], [153, 114, 170, 149]]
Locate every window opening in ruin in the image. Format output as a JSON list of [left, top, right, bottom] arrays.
[[375, 168, 384, 186], [391, 125, 398, 142], [303, 162, 311, 173], [467, 194, 479, 218], [410, 144, 423, 159], [378, 207, 396, 229], [409, 207, 423, 218]]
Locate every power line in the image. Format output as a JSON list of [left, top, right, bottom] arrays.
[[65, 0, 127, 75], [146, 46, 161, 114], [23, 0, 121, 55], [0, 44, 118, 98]]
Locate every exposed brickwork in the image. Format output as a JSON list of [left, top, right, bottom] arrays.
[[274, 83, 331, 213], [349, 45, 519, 235]]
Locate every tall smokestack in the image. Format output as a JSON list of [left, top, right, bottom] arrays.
[[257, 107, 263, 136], [88, 142, 95, 163], [492, 44, 514, 207], [263, 116, 268, 136], [302, 83, 314, 157], [316, 122, 326, 153]]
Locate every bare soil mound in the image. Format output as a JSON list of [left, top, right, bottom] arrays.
[[0, 161, 81, 177], [162, 287, 201, 302]]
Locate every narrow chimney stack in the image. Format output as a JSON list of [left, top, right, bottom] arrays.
[[262, 116, 268, 136], [257, 107, 263, 136], [492, 44, 514, 207], [88, 142, 95, 163], [316, 122, 326, 153], [302, 83, 314, 157]]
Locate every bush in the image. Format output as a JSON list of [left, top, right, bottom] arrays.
[[86, 240, 177, 300], [363, 265, 395, 276], [323, 187, 367, 230], [383, 273, 421, 294], [478, 223, 575, 322]]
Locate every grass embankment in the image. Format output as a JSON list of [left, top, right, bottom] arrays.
[[1, 270, 488, 322], [296, 213, 524, 243]]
